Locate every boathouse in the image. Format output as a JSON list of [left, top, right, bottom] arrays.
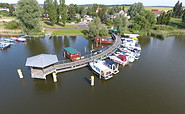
[[94, 37, 113, 44], [64, 47, 81, 61], [25, 54, 58, 79]]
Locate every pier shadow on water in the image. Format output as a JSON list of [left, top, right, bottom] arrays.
[[33, 75, 61, 93]]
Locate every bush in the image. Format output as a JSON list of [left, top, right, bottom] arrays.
[[5, 20, 19, 29]]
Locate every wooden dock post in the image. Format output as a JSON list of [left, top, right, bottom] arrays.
[[52, 72, 57, 82], [17, 69, 23, 78], [90, 76, 94, 86]]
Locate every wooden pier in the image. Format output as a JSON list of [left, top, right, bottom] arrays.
[[28, 34, 122, 79]]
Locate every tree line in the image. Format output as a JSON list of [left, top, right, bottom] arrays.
[[2, 0, 185, 35]]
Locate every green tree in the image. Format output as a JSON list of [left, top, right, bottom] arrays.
[[0, 3, 10, 8], [16, 0, 41, 34], [182, 9, 185, 22], [114, 14, 128, 35], [44, 0, 49, 17], [59, 0, 67, 26], [9, 4, 15, 16], [132, 10, 156, 31], [157, 11, 172, 25], [173, 1, 183, 18], [78, 6, 87, 16], [54, 0, 59, 23], [108, 7, 115, 15], [97, 5, 108, 23], [128, 2, 144, 19], [68, 4, 76, 20], [50, 0, 57, 25], [88, 17, 101, 37], [99, 26, 109, 37], [87, 4, 98, 17]]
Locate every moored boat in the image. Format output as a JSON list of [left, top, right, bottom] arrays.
[[0, 42, 11, 50], [104, 60, 119, 74], [89, 60, 113, 80], [108, 55, 127, 66], [16, 37, 26, 42], [4, 38, 14, 42]]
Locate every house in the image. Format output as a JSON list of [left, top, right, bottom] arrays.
[[94, 37, 113, 44], [0, 7, 9, 12], [96, 8, 102, 13], [64, 47, 81, 61], [151, 9, 165, 17], [81, 17, 93, 23]]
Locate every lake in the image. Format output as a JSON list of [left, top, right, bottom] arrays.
[[0, 36, 185, 114]]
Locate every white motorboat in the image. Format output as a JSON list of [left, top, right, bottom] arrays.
[[89, 60, 113, 80], [16, 37, 26, 42], [0, 42, 11, 49], [99, 60, 119, 74], [108, 55, 127, 66]]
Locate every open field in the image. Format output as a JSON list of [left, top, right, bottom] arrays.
[[123, 6, 172, 11], [144, 7, 172, 11]]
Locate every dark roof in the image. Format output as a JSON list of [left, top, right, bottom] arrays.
[[64, 47, 79, 54]]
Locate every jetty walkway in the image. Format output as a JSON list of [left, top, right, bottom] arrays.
[[30, 34, 122, 79]]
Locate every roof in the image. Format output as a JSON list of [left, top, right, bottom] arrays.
[[64, 47, 79, 54], [95, 37, 112, 39], [25, 54, 58, 68]]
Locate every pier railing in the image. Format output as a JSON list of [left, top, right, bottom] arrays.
[[41, 34, 121, 75]]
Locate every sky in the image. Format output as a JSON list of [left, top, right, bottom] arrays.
[[3, 0, 184, 6]]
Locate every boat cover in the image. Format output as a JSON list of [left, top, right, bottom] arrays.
[[105, 60, 115, 65], [117, 55, 127, 62]]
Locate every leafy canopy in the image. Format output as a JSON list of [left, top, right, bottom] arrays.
[[16, 0, 41, 34]]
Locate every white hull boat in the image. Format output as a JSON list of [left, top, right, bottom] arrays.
[[89, 60, 113, 80]]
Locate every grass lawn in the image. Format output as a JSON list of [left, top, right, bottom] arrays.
[[52, 29, 85, 36], [170, 18, 185, 29], [40, 21, 78, 29]]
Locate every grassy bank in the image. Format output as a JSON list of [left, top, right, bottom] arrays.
[[52, 29, 85, 36], [135, 18, 185, 39]]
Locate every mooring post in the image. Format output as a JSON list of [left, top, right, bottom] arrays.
[[99, 71, 101, 79], [63, 51, 65, 58], [17, 69, 23, 78], [90, 76, 94, 86], [52, 72, 57, 82]]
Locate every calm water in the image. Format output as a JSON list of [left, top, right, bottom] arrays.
[[0, 36, 185, 114]]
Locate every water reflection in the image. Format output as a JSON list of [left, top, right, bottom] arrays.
[[138, 36, 151, 47], [33, 75, 61, 93], [27, 38, 47, 56]]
